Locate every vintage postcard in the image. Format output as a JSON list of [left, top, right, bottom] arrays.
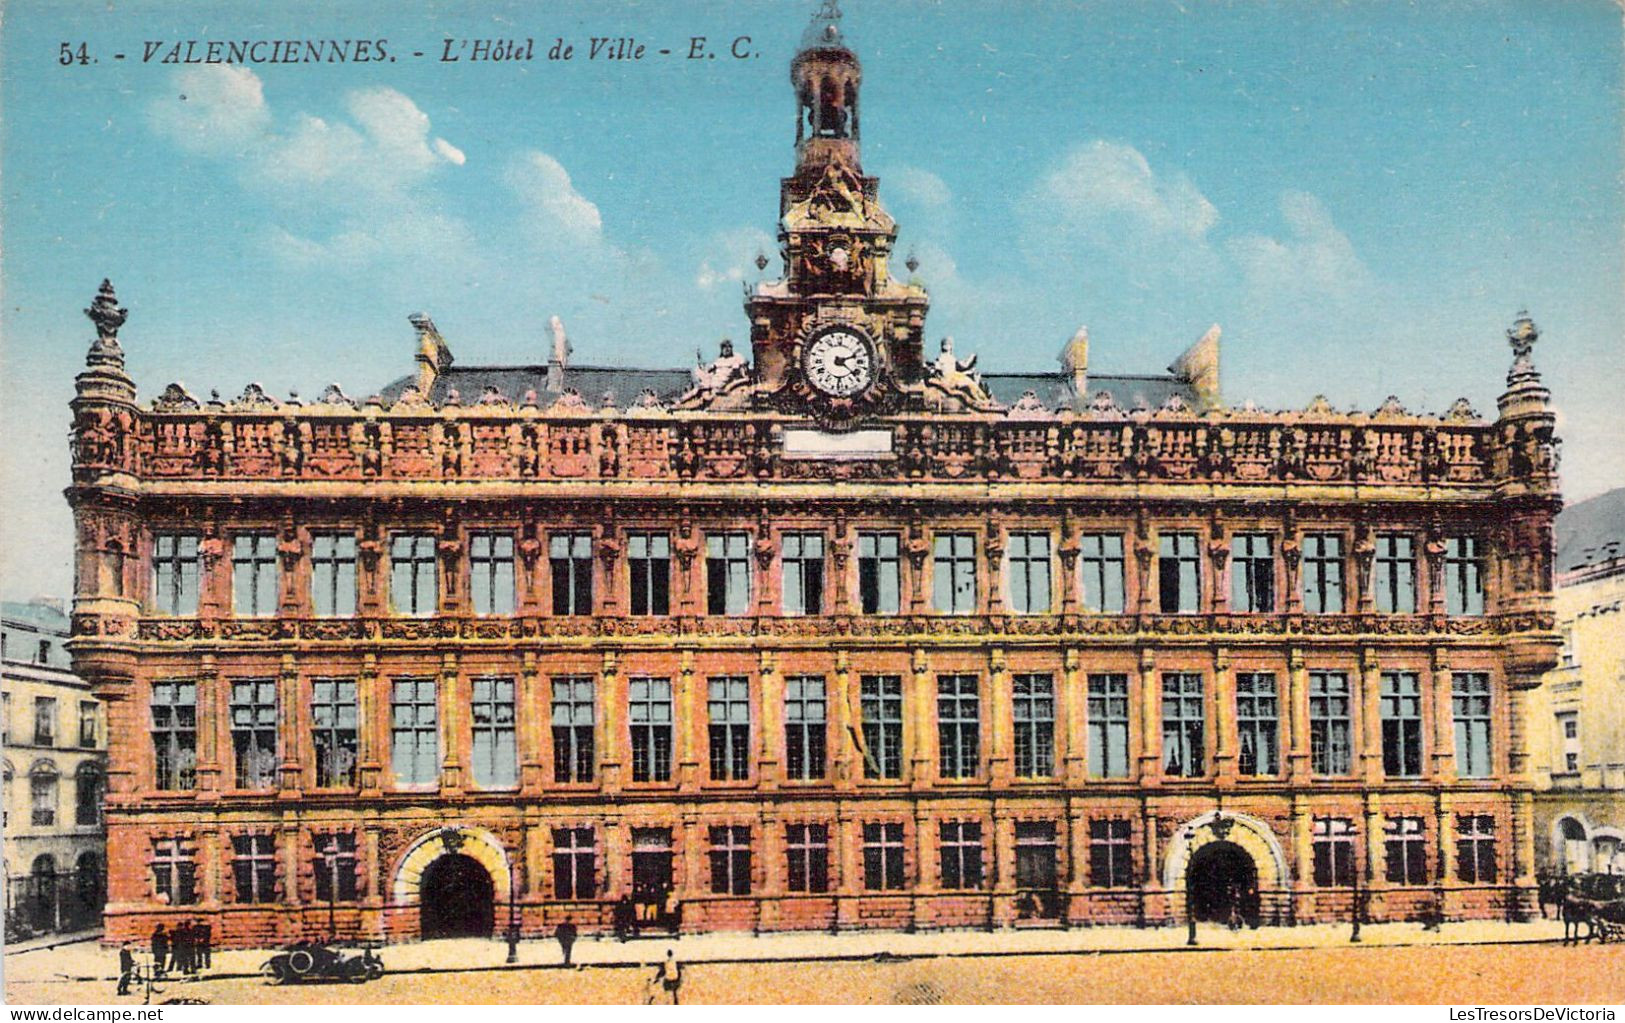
[[2, 0, 1623, 1010]]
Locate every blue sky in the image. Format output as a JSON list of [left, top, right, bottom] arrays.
[[2, 0, 1621, 600]]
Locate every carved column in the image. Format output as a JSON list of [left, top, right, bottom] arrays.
[[519, 649, 544, 794], [1431, 648, 1455, 783], [757, 649, 782, 788], [1058, 514, 1080, 615], [439, 651, 463, 793], [1062, 648, 1084, 786], [909, 647, 933, 789], [1282, 535, 1303, 614], [1137, 647, 1159, 783], [831, 649, 853, 788], [1133, 523, 1156, 616], [1359, 647, 1382, 785], [906, 518, 930, 614], [278, 652, 304, 795], [677, 649, 698, 789], [597, 517, 622, 616], [831, 513, 851, 615], [196, 653, 222, 794], [1207, 532, 1230, 614], [984, 530, 1005, 615], [1287, 646, 1310, 783], [598, 650, 622, 787], [1213, 645, 1235, 783], [988, 646, 1011, 785]]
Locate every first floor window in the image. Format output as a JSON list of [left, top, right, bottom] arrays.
[[857, 532, 901, 614], [1374, 533, 1416, 613], [75, 766, 102, 826], [231, 834, 278, 904], [230, 679, 278, 790], [709, 826, 752, 895], [1161, 673, 1205, 778], [629, 678, 673, 783], [1312, 818, 1357, 887], [232, 532, 279, 617], [30, 771, 57, 827], [862, 822, 906, 891], [1384, 817, 1428, 885], [1302, 532, 1345, 613], [153, 837, 198, 906], [1452, 672, 1492, 779], [937, 675, 980, 780], [151, 680, 197, 791], [707, 676, 751, 782], [784, 676, 827, 781], [551, 676, 596, 784], [79, 701, 99, 748], [1309, 671, 1353, 776], [389, 533, 437, 617], [1087, 674, 1130, 778], [1012, 674, 1055, 778], [1381, 671, 1424, 778], [1089, 819, 1134, 887], [312, 679, 358, 788], [932, 533, 977, 614], [310, 533, 358, 617], [628, 532, 671, 616], [860, 675, 903, 780], [1080, 532, 1126, 613], [786, 824, 830, 893], [469, 532, 516, 616], [391, 678, 439, 786], [550, 532, 594, 615], [938, 821, 984, 890], [552, 827, 597, 900], [1235, 672, 1280, 776], [1456, 814, 1497, 883], [781, 532, 825, 615], [1158, 532, 1200, 613], [314, 833, 359, 903], [1006, 531, 1051, 614], [706, 533, 751, 615], [1015, 821, 1059, 890], [1230, 533, 1275, 612], [470, 676, 517, 788], [1444, 536, 1485, 616], [152, 533, 201, 616]]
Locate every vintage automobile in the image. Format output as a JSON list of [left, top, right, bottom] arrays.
[[260, 942, 384, 984]]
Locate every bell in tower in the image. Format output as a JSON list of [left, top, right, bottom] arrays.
[[792, 0, 861, 167]]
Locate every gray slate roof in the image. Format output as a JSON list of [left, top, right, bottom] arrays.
[[1555, 486, 1625, 574], [1, 600, 70, 636]]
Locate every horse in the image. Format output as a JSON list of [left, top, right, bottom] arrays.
[[1561, 892, 1600, 945], [1536, 872, 1570, 920]]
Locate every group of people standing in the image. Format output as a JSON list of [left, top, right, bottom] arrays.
[[149, 921, 212, 977]]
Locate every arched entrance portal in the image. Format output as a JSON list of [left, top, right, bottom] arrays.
[[1186, 841, 1260, 926], [419, 854, 494, 939]]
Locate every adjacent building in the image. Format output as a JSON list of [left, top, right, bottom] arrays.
[[1529, 487, 1625, 875], [66, 4, 1562, 948], [3, 599, 107, 939]]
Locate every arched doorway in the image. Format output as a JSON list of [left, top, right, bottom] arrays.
[[74, 852, 104, 929], [1558, 816, 1590, 874], [419, 854, 494, 939], [30, 854, 57, 933], [1187, 841, 1259, 927]]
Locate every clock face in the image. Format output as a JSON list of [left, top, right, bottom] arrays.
[[803, 329, 874, 397]]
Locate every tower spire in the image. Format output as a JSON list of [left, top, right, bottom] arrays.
[[792, 0, 861, 166]]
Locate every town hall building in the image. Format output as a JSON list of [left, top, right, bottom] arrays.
[[68, 3, 1562, 947]]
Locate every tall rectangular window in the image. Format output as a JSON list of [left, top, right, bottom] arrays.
[[1558, 712, 1580, 774], [1158, 532, 1200, 613], [858, 532, 901, 615], [551, 676, 595, 784], [550, 532, 593, 615], [706, 533, 751, 615], [860, 675, 904, 780], [1374, 533, 1416, 613], [75, 766, 101, 825], [311, 679, 358, 788], [1230, 533, 1275, 613], [30, 773, 56, 826], [1456, 814, 1497, 883], [1089, 819, 1134, 887], [708, 826, 752, 895], [390, 678, 438, 786], [230, 679, 278, 790], [631, 828, 674, 898], [1006, 532, 1052, 614], [1012, 674, 1055, 778], [1384, 817, 1428, 885], [389, 533, 437, 617], [314, 833, 359, 902], [1444, 537, 1485, 615], [937, 675, 980, 780], [1380, 671, 1424, 777], [469, 532, 515, 616], [1302, 533, 1345, 614], [1086, 674, 1131, 779], [707, 676, 751, 781], [33, 696, 56, 746], [629, 677, 673, 783], [152, 838, 198, 906], [628, 532, 671, 616], [471, 677, 517, 788], [862, 822, 906, 890], [932, 533, 977, 614], [1161, 672, 1205, 778], [232, 533, 279, 617], [1452, 672, 1492, 778], [1015, 821, 1059, 890], [231, 834, 278, 904], [310, 533, 357, 617], [552, 827, 597, 899], [1235, 672, 1280, 776], [152, 533, 200, 616], [1309, 671, 1353, 776], [78, 701, 98, 748], [1080, 533, 1126, 613], [939, 821, 984, 889], [1312, 817, 1357, 887], [150, 681, 196, 791], [781, 532, 825, 615], [784, 676, 827, 781], [785, 824, 830, 893]]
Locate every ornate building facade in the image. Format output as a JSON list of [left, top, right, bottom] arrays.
[[68, 6, 1562, 948]]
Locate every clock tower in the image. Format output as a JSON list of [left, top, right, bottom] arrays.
[[741, 0, 931, 426]]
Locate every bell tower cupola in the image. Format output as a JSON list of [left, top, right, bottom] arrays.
[[792, 0, 862, 173]]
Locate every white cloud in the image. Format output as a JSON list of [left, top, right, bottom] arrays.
[[694, 227, 776, 290], [434, 138, 466, 166], [1228, 191, 1372, 299], [148, 64, 271, 155], [1035, 140, 1218, 241], [506, 151, 604, 248], [890, 166, 952, 209]]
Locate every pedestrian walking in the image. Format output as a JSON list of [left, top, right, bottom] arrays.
[[647, 948, 683, 1006], [555, 921, 579, 967], [172, 920, 192, 976], [150, 924, 169, 980], [117, 944, 135, 995], [199, 921, 212, 969]]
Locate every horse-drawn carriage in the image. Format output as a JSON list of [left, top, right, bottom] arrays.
[[1538, 872, 1625, 944]]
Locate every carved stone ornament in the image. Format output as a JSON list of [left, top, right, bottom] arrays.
[[438, 826, 465, 854], [1445, 397, 1479, 422], [1004, 390, 1054, 420], [1304, 394, 1335, 415], [1088, 390, 1122, 415], [391, 386, 434, 411], [1374, 394, 1409, 419], [631, 389, 668, 414], [152, 382, 201, 412], [85, 278, 128, 345], [232, 382, 279, 411], [476, 385, 511, 407], [317, 383, 355, 407], [550, 388, 590, 414]]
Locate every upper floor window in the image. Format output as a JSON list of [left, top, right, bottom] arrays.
[[150, 681, 196, 791], [310, 533, 357, 617], [1080, 533, 1126, 613], [781, 532, 825, 616], [1557, 711, 1580, 774], [551, 676, 595, 784], [232, 533, 279, 617], [311, 679, 358, 788], [1230, 534, 1275, 613], [1452, 672, 1492, 778], [784, 676, 826, 782], [1158, 532, 1200, 614], [74, 764, 102, 826], [1380, 670, 1423, 777], [390, 678, 438, 787], [30, 770, 57, 826], [707, 676, 751, 782], [1444, 537, 1485, 616], [551, 532, 593, 615], [469, 532, 516, 616], [1312, 817, 1356, 887], [1087, 674, 1131, 779], [152, 533, 200, 616], [936, 675, 980, 780], [858, 532, 901, 615], [1308, 671, 1352, 776], [1373, 533, 1416, 613], [1235, 672, 1279, 776], [1012, 674, 1055, 779], [78, 700, 98, 748], [33, 696, 56, 747], [629, 677, 673, 783], [706, 533, 751, 616], [933, 533, 977, 614], [1302, 533, 1345, 614], [389, 533, 437, 617], [1006, 532, 1051, 614], [230, 679, 278, 790], [1161, 672, 1205, 778], [628, 532, 671, 616], [470, 676, 517, 789], [860, 675, 903, 780]]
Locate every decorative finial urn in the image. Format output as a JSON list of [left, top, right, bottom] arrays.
[[1507, 310, 1539, 362], [85, 279, 128, 345]]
